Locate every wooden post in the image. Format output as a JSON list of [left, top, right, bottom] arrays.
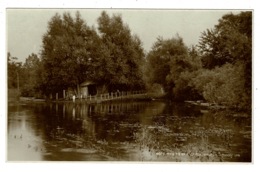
[[63, 104, 65, 117], [63, 90, 66, 99], [56, 93, 58, 100], [56, 103, 58, 114], [72, 108, 75, 118]]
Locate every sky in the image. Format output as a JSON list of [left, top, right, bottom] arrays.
[[6, 9, 243, 63]]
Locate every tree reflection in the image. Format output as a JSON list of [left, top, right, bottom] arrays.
[[8, 101, 251, 161]]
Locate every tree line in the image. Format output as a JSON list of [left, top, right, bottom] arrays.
[[8, 11, 252, 111]]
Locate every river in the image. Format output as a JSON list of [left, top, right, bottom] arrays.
[[7, 100, 251, 162]]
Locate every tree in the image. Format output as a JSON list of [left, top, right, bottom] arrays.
[[97, 11, 145, 92], [197, 11, 252, 110], [145, 35, 190, 97], [191, 63, 247, 109], [7, 52, 22, 89], [198, 12, 252, 69], [40, 12, 100, 96], [21, 53, 40, 96], [166, 45, 203, 101]]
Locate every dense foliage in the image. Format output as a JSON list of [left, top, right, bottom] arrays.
[[96, 11, 145, 92], [7, 52, 21, 89], [40, 12, 101, 95], [145, 11, 251, 110], [8, 52, 41, 98], [196, 12, 252, 110], [8, 11, 252, 111], [145, 36, 197, 100], [21, 53, 41, 96]]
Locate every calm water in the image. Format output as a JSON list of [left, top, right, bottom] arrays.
[[8, 101, 251, 162]]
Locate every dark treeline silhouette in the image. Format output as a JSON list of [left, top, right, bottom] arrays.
[[8, 11, 252, 111]]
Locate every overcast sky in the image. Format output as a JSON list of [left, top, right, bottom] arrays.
[[7, 9, 242, 62]]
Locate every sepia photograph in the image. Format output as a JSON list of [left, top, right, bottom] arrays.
[[6, 8, 253, 162]]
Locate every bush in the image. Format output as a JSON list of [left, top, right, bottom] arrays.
[[191, 62, 249, 109], [172, 70, 203, 101], [20, 84, 35, 97]]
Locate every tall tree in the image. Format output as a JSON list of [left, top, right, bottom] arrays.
[[146, 36, 189, 96], [198, 11, 252, 69], [21, 53, 40, 96], [198, 11, 252, 110], [167, 45, 203, 101], [40, 12, 100, 95], [97, 11, 145, 92], [7, 52, 22, 89]]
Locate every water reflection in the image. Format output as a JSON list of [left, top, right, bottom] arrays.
[[8, 101, 251, 161], [8, 105, 45, 161]]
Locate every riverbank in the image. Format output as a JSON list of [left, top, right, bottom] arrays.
[[8, 92, 159, 105], [184, 100, 227, 110]]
